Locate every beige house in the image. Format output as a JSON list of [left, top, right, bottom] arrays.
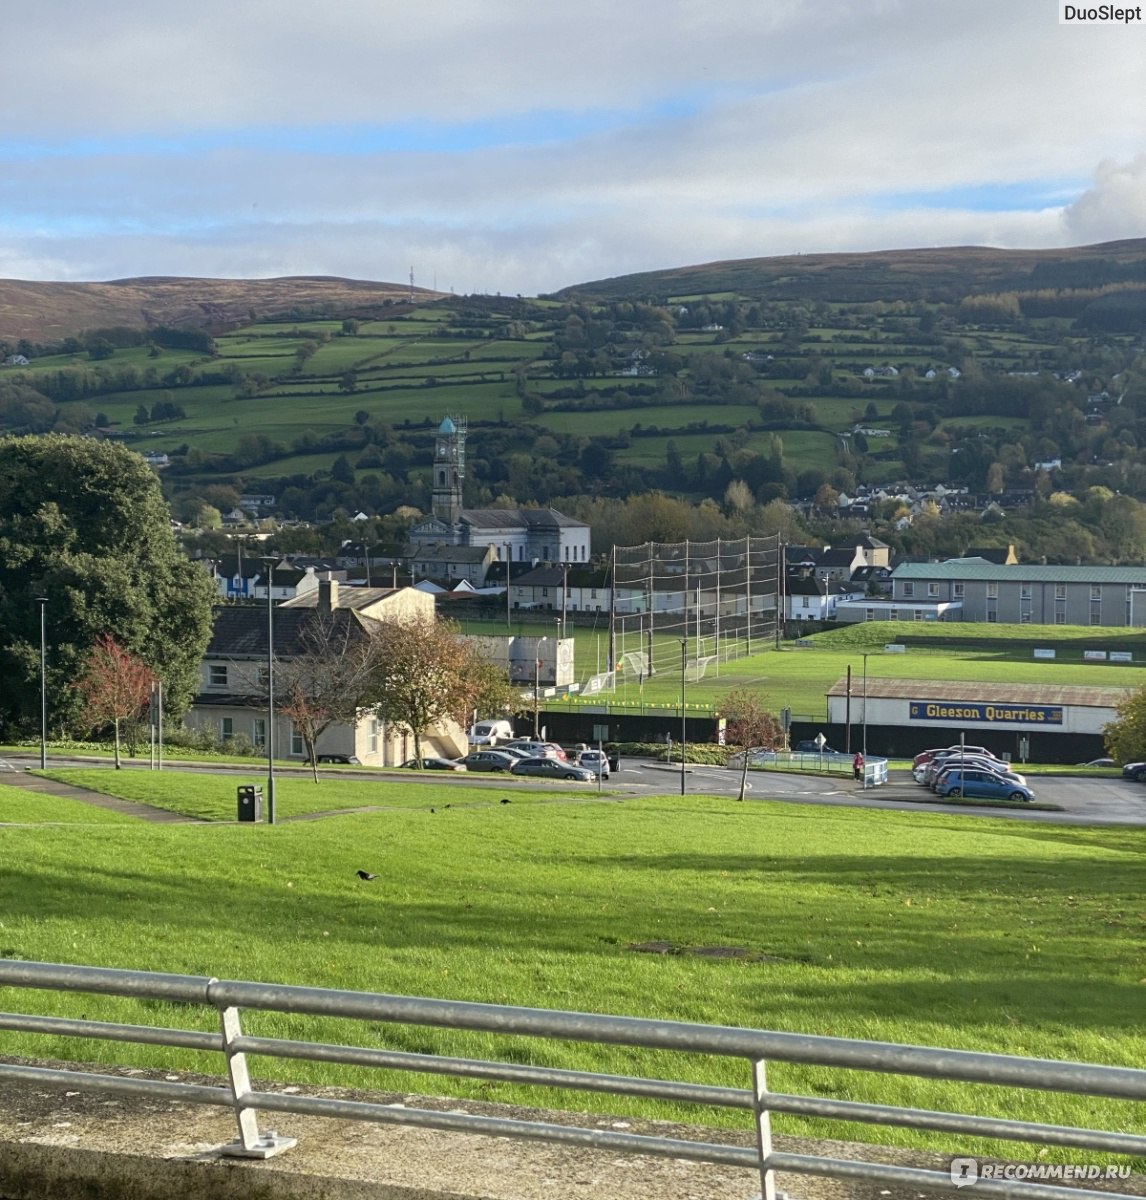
[[185, 581, 464, 765]]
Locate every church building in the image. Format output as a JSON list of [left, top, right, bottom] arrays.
[[408, 416, 592, 565]]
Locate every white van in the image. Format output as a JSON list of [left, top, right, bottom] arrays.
[[468, 719, 514, 747]]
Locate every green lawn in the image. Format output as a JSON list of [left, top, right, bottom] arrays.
[[0, 774, 1142, 1163], [0, 783, 137, 824]]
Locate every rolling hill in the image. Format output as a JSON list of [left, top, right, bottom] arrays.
[[547, 239, 1146, 304], [0, 275, 438, 343]]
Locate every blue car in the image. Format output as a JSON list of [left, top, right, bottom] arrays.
[[935, 767, 1034, 803]]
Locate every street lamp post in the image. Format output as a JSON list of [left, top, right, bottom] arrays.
[[261, 557, 281, 825], [37, 596, 48, 770], [680, 638, 687, 795], [862, 652, 869, 759]]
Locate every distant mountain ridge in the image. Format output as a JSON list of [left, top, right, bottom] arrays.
[[0, 275, 435, 343], [3, 239, 1146, 343], [547, 239, 1146, 304]]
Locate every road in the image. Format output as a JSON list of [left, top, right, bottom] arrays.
[[5, 753, 1145, 827], [621, 760, 1146, 826]]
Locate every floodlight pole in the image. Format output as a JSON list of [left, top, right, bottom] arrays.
[[680, 638, 687, 795], [261, 557, 281, 825], [37, 596, 48, 770], [533, 637, 547, 738]]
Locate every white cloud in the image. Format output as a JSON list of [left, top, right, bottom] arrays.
[[0, 0, 1143, 291], [1063, 155, 1146, 244]]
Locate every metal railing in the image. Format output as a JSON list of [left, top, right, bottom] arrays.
[[0, 960, 1142, 1200]]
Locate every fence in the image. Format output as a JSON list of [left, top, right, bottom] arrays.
[[0, 960, 1142, 1200]]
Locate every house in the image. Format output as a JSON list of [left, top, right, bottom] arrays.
[[3, 354, 29, 367], [786, 575, 864, 622], [890, 562, 1146, 626], [185, 581, 462, 765], [408, 542, 497, 587], [493, 564, 613, 615], [279, 578, 433, 623], [205, 558, 331, 602]]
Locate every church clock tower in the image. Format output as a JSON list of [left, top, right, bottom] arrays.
[[431, 415, 466, 525]]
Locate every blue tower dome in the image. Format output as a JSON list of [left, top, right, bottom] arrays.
[[438, 416, 456, 434]]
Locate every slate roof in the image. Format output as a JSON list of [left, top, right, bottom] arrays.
[[893, 563, 1146, 583], [280, 586, 397, 611], [460, 507, 587, 530], [412, 545, 493, 563], [205, 606, 377, 659], [826, 676, 1136, 709]]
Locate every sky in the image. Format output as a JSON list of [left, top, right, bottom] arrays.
[[1, 0, 1143, 296]]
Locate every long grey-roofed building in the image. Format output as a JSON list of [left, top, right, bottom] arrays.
[[889, 561, 1146, 627]]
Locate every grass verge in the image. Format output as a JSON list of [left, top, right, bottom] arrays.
[[0, 772, 1143, 1165]]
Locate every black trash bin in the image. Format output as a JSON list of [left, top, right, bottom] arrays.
[[237, 785, 263, 823]]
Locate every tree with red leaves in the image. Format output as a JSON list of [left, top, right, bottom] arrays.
[[78, 634, 156, 769]]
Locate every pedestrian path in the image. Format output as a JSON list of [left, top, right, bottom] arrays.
[[0, 770, 201, 823]]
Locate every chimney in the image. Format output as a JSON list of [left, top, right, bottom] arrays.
[[318, 579, 339, 613]]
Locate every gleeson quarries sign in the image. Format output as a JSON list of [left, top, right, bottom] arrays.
[[909, 701, 1064, 725]]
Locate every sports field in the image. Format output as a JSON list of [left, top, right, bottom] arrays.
[[2, 772, 1142, 1163], [447, 619, 1146, 719]]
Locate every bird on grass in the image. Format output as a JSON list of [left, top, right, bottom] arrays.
[[355, 869, 377, 881], [500, 798, 511, 804]]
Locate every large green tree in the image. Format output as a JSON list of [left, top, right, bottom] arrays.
[[0, 434, 215, 736]]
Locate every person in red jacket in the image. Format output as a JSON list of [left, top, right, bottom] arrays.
[[853, 751, 865, 782]]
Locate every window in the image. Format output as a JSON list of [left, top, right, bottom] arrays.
[[986, 582, 998, 599], [953, 582, 964, 598], [801, 595, 810, 608], [1054, 612, 1066, 625], [865, 608, 875, 622], [590, 588, 597, 599], [290, 725, 304, 756], [1091, 585, 1101, 601], [902, 582, 914, 597], [208, 664, 227, 687], [1055, 583, 1066, 599], [914, 610, 923, 621], [987, 611, 997, 623], [369, 719, 380, 754], [252, 718, 267, 748], [927, 582, 940, 598], [219, 717, 233, 740], [1091, 612, 1102, 626], [1020, 611, 1031, 624], [890, 609, 899, 620], [1020, 583, 1032, 599]]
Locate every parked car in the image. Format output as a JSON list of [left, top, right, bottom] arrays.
[[510, 757, 595, 782], [794, 740, 839, 754], [459, 750, 518, 773], [919, 750, 1008, 786], [504, 739, 566, 760], [313, 754, 360, 765], [913, 744, 997, 768], [934, 768, 1034, 803], [1078, 758, 1114, 768], [576, 749, 610, 779], [931, 760, 1027, 792], [1120, 761, 1146, 782], [400, 757, 466, 771]]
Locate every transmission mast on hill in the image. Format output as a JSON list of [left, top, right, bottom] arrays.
[[409, 266, 415, 303]]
